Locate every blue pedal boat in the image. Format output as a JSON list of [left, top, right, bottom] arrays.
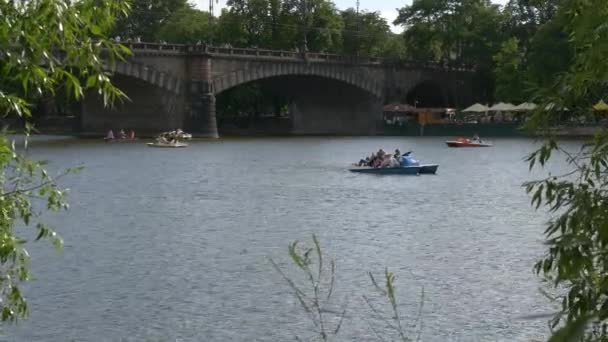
[[419, 164, 439, 174], [349, 166, 421, 175], [350, 151, 439, 175]]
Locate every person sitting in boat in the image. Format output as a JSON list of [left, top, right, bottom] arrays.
[[371, 149, 385, 167], [379, 155, 390, 168], [377, 149, 386, 158], [128, 130, 135, 140], [104, 129, 114, 141], [358, 152, 374, 166], [379, 154, 399, 168], [118, 129, 127, 139], [391, 154, 401, 167], [157, 134, 169, 144], [394, 149, 401, 157], [362, 153, 373, 167], [371, 153, 385, 168], [472, 134, 481, 142]]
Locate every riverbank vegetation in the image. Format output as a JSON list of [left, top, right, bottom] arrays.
[[524, 0, 608, 340]]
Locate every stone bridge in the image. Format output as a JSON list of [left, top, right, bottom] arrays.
[[81, 42, 478, 137]]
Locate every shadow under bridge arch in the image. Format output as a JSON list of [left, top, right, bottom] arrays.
[[80, 62, 186, 134], [406, 79, 455, 108], [214, 71, 384, 135]]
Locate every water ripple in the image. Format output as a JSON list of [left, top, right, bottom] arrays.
[[4, 136, 574, 341]]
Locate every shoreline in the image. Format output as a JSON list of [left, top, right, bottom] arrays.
[[25, 130, 600, 140], [22, 121, 606, 139]]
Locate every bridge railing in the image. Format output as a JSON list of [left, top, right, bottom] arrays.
[[122, 42, 472, 70], [187, 45, 384, 65], [122, 42, 186, 52]]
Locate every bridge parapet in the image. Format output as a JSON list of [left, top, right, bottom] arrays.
[[119, 42, 472, 71], [122, 42, 186, 52], [187, 45, 384, 65]]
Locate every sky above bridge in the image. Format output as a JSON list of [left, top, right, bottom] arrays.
[[193, 0, 509, 33]]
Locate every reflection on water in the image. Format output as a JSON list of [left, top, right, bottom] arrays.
[[5, 136, 568, 341]]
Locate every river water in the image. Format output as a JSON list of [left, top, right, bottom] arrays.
[[4, 136, 566, 341]]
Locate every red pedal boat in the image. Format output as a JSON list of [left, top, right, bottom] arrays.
[[446, 137, 493, 148]]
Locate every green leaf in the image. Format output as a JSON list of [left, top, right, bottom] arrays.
[[90, 25, 102, 36], [548, 315, 591, 342], [85, 75, 96, 88], [118, 44, 132, 56]]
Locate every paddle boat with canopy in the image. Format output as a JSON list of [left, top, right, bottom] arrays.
[[147, 129, 192, 148], [349, 151, 439, 175]]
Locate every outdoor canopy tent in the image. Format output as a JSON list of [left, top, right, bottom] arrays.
[[489, 102, 518, 111], [514, 102, 537, 111], [462, 103, 489, 113], [593, 100, 608, 111]]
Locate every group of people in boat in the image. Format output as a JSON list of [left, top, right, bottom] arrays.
[[156, 129, 190, 144], [105, 129, 136, 140], [104, 128, 192, 144], [471, 134, 482, 142], [358, 148, 406, 168]]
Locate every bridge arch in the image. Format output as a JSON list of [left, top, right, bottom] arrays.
[[212, 62, 384, 99], [107, 61, 184, 96]]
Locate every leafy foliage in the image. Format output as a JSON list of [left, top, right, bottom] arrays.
[[341, 9, 391, 57], [502, 0, 560, 47], [525, 18, 572, 91], [0, 135, 80, 321], [273, 235, 424, 341], [524, 0, 608, 340], [0, 0, 128, 321], [365, 270, 424, 342], [114, 0, 188, 41], [493, 38, 527, 103], [394, 0, 505, 65], [157, 6, 214, 44], [271, 235, 345, 341], [394, 0, 506, 101]]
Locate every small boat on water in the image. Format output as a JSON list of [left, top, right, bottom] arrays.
[[350, 151, 439, 175], [105, 138, 138, 143], [147, 129, 192, 148], [446, 137, 493, 148], [350, 164, 439, 175], [104, 129, 136, 142], [147, 142, 188, 148]]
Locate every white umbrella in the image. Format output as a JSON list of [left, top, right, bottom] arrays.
[[489, 102, 517, 112], [462, 103, 489, 113], [514, 102, 537, 111]]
